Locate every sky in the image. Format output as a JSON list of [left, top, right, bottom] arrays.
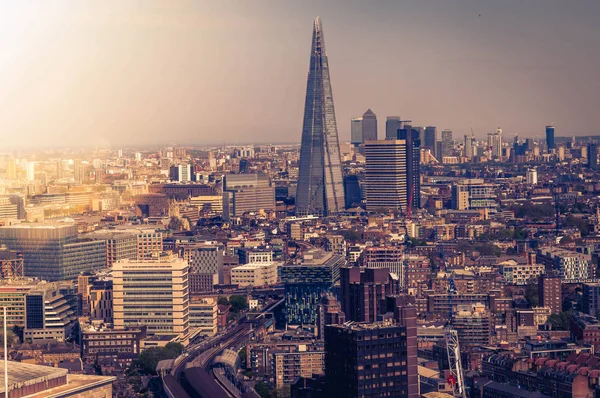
[[1, 0, 599, 149]]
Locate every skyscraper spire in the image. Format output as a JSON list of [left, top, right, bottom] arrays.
[[296, 18, 345, 216]]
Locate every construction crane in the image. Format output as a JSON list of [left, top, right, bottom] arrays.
[[444, 328, 466, 398], [445, 276, 467, 398]]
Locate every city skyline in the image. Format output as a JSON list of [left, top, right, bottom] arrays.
[[1, 1, 600, 149]]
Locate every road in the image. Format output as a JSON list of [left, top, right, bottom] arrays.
[[164, 297, 284, 398]]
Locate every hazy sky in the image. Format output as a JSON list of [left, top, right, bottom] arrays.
[[1, 0, 599, 149]]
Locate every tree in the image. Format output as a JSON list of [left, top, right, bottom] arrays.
[[254, 381, 271, 398], [136, 344, 183, 374], [165, 342, 184, 356], [229, 295, 248, 312], [547, 311, 572, 330], [218, 296, 230, 306], [524, 284, 539, 307], [168, 216, 183, 231]]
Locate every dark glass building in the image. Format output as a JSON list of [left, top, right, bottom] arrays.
[[588, 143, 598, 170], [325, 316, 418, 398], [424, 126, 437, 156], [398, 127, 421, 209], [546, 125, 555, 151], [296, 18, 345, 216], [343, 174, 362, 209]]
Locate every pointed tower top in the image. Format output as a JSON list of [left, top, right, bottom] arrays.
[[363, 109, 376, 117]]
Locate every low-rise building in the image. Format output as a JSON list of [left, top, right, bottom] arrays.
[[231, 262, 278, 287], [81, 323, 147, 363], [189, 297, 218, 337]]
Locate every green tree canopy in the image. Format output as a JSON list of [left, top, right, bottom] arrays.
[[229, 295, 248, 312]]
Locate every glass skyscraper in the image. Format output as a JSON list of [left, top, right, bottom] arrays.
[[296, 18, 345, 216]]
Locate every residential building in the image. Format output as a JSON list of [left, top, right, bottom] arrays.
[[537, 248, 593, 283], [582, 283, 600, 317], [274, 349, 325, 389], [538, 275, 562, 315]]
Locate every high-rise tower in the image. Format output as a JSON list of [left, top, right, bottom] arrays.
[[296, 18, 345, 216]]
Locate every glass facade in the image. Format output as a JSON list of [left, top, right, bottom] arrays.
[[296, 18, 345, 216], [0, 224, 107, 281]]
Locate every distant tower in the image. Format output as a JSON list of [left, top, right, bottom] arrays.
[[296, 18, 345, 216], [526, 167, 537, 185], [350, 117, 363, 146], [441, 129, 453, 157], [546, 125, 555, 151], [424, 126, 437, 156], [361, 109, 378, 142], [385, 116, 402, 140]]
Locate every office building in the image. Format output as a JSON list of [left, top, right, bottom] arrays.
[[223, 173, 276, 218], [231, 261, 278, 287], [441, 129, 453, 157], [0, 224, 106, 281], [296, 18, 345, 216], [364, 140, 407, 212], [0, 246, 24, 280], [183, 241, 224, 291], [546, 125, 555, 151], [112, 255, 189, 338], [538, 275, 562, 315], [325, 319, 418, 398], [24, 283, 78, 342], [526, 167, 538, 185], [424, 126, 437, 156], [386, 116, 402, 140], [280, 250, 344, 325], [362, 109, 378, 142], [92, 233, 138, 268], [351, 117, 363, 146], [581, 283, 600, 316], [189, 297, 218, 337]]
